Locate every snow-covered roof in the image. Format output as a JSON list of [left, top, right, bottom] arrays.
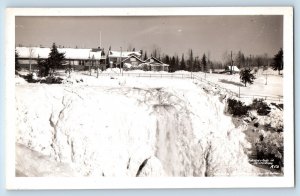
[[145, 57, 164, 64], [108, 50, 141, 58], [122, 55, 145, 63], [16, 47, 106, 60], [143, 63, 169, 67]]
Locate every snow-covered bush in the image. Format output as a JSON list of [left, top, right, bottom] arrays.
[[227, 98, 249, 116]]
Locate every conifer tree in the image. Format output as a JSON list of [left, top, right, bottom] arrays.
[[180, 54, 186, 70], [15, 50, 20, 71], [201, 54, 207, 72], [143, 51, 148, 61], [271, 48, 283, 75], [240, 68, 256, 87], [47, 43, 66, 74]]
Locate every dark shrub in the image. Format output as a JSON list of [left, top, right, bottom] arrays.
[[254, 122, 259, 127], [41, 76, 63, 84], [251, 99, 271, 115], [227, 98, 249, 117]]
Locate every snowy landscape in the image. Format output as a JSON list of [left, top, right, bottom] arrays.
[[15, 68, 283, 177], [14, 15, 285, 178]]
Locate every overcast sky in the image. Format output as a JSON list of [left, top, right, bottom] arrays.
[[15, 16, 283, 61]]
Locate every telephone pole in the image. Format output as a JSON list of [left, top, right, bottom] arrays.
[[230, 51, 233, 75], [99, 31, 102, 48], [120, 47, 122, 75]]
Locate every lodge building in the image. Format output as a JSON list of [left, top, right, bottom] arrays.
[[16, 46, 169, 72]]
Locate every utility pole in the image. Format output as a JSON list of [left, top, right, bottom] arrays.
[[249, 55, 252, 69], [230, 51, 233, 75], [120, 47, 122, 75], [88, 54, 91, 76], [191, 59, 193, 79], [99, 31, 102, 48]]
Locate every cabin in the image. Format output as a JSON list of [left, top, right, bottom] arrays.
[[122, 55, 145, 70], [108, 50, 142, 68], [142, 57, 169, 72], [16, 46, 106, 70]]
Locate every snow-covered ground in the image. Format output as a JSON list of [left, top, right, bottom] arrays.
[[15, 70, 282, 177], [85, 68, 283, 101], [193, 70, 282, 99]]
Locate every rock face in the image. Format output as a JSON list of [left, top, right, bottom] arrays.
[[15, 83, 257, 177]]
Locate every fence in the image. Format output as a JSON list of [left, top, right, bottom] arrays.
[[191, 73, 283, 102], [98, 72, 192, 79], [238, 94, 283, 102], [97, 71, 283, 103]]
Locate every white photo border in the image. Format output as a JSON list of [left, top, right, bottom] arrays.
[[5, 7, 294, 189]]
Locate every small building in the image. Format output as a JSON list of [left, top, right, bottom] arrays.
[[142, 57, 169, 72], [122, 55, 145, 70], [225, 65, 240, 73], [108, 50, 142, 68]]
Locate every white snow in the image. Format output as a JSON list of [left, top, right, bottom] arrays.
[[192, 71, 283, 101], [108, 50, 141, 58], [15, 71, 267, 177]]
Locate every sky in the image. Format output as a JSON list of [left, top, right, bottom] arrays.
[[15, 16, 283, 62]]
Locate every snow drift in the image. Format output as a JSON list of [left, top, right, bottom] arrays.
[[15, 77, 258, 177]]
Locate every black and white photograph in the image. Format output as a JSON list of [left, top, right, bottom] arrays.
[[5, 7, 294, 189]]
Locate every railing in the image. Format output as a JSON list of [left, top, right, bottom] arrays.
[[97, 71, 283, 103], [238, 94, 283, 102], [192, 74, 283, 102], [98, 72, 191, 79]]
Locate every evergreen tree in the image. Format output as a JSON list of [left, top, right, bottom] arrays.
[[37, 54, 48, 77], [47, 43, 66, 74], [15, 50, 20, 71], [235, 51, 246, 68], [139, 50, 143, 58], [201, 54, 207, 72], [188, 49, 194, 71], [164, 55, 170, 65], [172, 56, 176, 72], [175, 55, 180, 71], [169, 56, 176, 72], [240, 68, 256, 87], [271, 48, 283, 75], [255, 56, 263, 69], [180, 54, 186, 70], [194, 57, 201, 72], [143, 51, 148, 61]]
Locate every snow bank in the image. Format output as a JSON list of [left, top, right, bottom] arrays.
[[16, 77, 258, 177], [15, 76, 28, 85]]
